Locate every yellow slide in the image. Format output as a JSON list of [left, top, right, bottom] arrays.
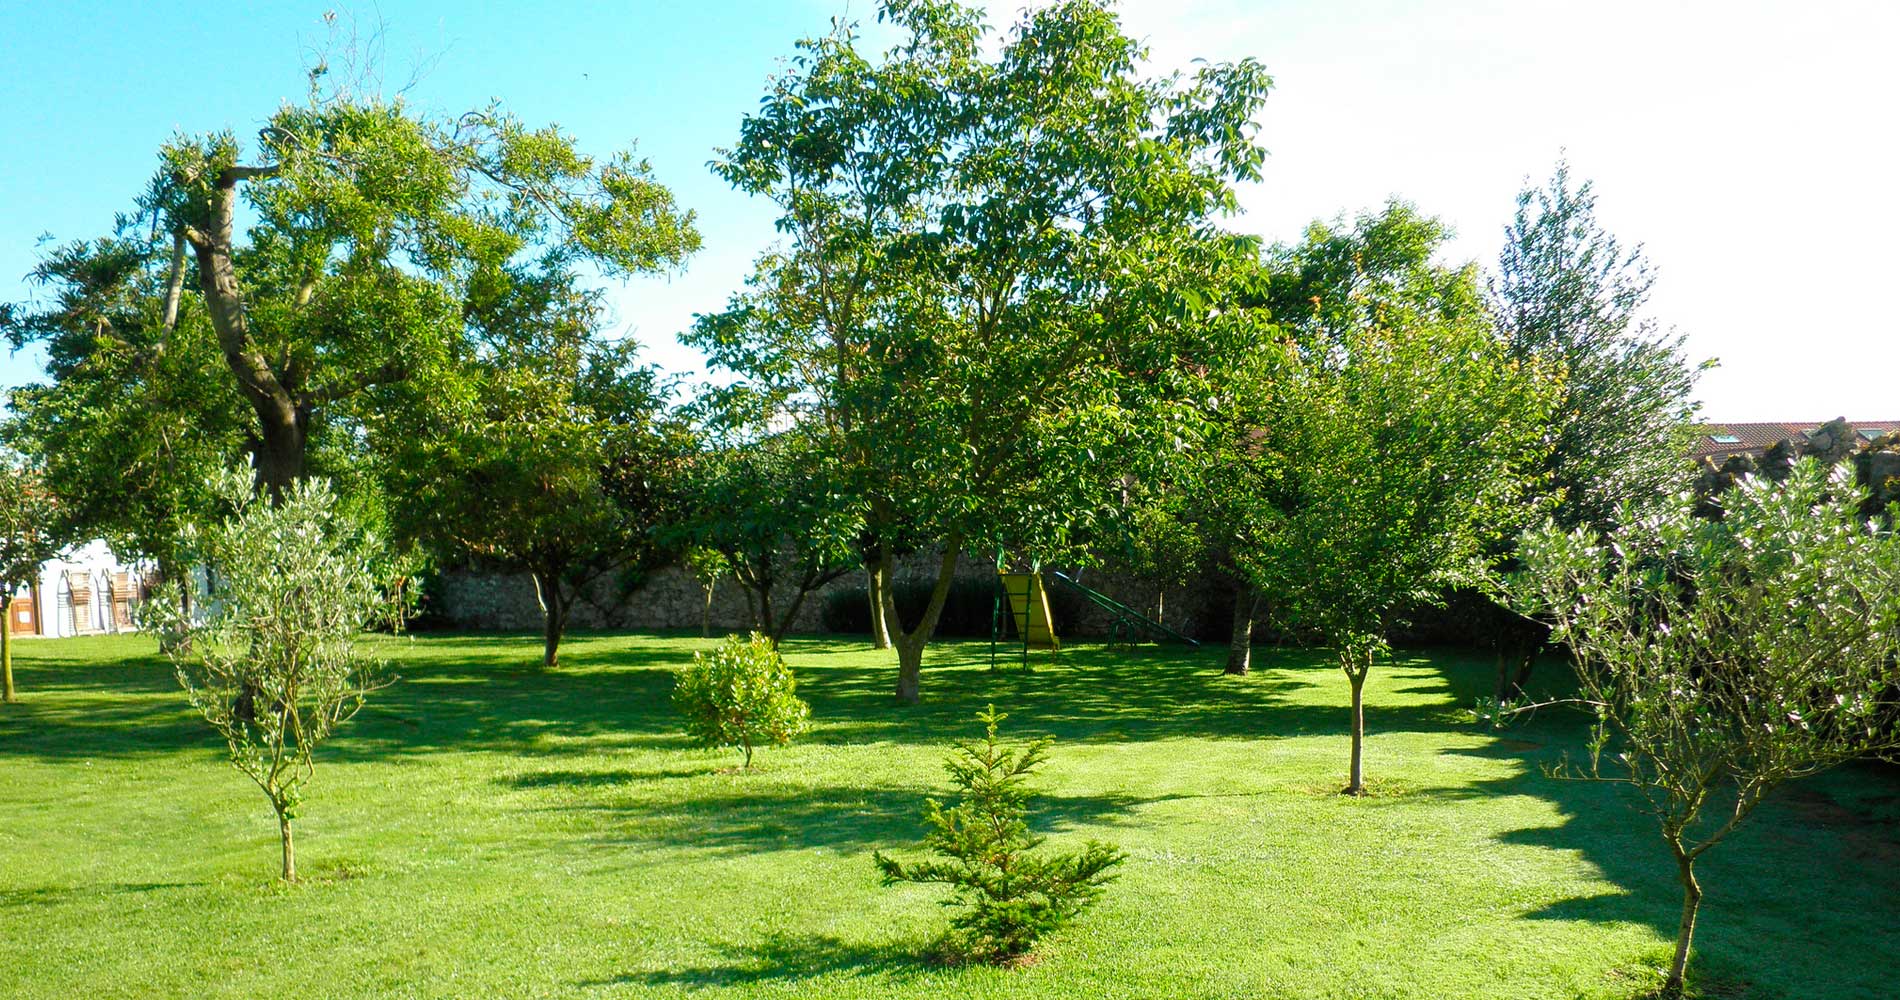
[[998, 572, 1059, 649]]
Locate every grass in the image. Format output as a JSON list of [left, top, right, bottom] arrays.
[[1, 631, 1895, 999]]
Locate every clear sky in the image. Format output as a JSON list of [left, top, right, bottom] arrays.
[[3, 1, 1894, 421]]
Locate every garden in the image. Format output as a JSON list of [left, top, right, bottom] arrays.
[[1, 2, 1897, 997], [3, 631, 1896, 999]]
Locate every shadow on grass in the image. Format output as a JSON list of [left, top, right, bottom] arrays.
[[1440, 688, 1900, 998], [0, 881, 199, 909], [584, 931, 931, 990], [526, 775, 1165, 857]]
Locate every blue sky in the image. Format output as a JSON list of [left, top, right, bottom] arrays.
[[3, 1, 1895, 420]]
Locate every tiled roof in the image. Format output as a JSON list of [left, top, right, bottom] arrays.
[[1692, 420, 1899, 459]]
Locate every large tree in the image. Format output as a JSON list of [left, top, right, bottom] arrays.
[[1485, 163, 1703, 698], [2, 236, 249, 591], [693, 0, 1272, 702], [7, 69, 698, 500], [1493, 161, 1701, 532]]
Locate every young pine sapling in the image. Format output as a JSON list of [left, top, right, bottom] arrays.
[[874, 706, 1125, 963]]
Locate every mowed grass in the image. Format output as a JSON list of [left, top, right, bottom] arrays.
[[1, 632, 1896, 999]]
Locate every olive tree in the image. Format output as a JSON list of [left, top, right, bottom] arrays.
[[150, 469, 398, 881], [1510, 460, 1900, 994]]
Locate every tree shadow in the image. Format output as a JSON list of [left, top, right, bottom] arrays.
[[0, 881, 199, 909], [1446, 699, 1900, 997], [582, 931, 930, 990], [525, 775, 1166, 857]]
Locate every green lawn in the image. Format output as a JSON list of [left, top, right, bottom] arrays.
[[1, 632, 1895, 999]]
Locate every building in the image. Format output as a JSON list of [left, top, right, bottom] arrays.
[[7, 540, 150, 639], [1692, 419, 1898, 463]]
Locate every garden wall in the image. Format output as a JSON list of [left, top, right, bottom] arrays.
[[425, 552, 1232, 642]]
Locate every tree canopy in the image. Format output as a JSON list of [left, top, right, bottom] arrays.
[[694, 0, 1273, 701]]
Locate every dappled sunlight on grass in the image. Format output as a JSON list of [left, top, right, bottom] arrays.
[[0, 631, 1894, 998]]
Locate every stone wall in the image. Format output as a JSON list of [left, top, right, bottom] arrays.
[[426, 552, 1230, 641]]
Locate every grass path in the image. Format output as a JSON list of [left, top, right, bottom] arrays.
[[1, 632, 1894, 999]]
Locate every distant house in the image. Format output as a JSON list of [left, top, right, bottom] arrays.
[[1692, 419, 1897, 463], [7, 540, 150, 639]]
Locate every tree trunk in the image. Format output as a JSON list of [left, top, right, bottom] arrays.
[[532, 570, 566, 669], [1667, 845, 1701, 994], [279, 810, 296, 882], [2, 594, 15, 704], [1225, 585, 1256, 675], [1344, 657, 1369, 795], [881, 539, 961, 704], [866, 562, 891, 649], [700, 583, 714, 638], [249, 407, 309, 499], [184, 171, 310, 501]]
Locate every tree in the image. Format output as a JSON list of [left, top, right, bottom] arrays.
[[695, 0, 1272, 702], [677, 430, 858, 647], [673, 632, 812, 768], [7, 62, 697, 500], [1494, 161, 1701, 531], [149, 469, 398, 881], [1170, 203, 1489, 678], [0, 459, 65, 703], [1237, 214, 1554, 793], [1, 236, 249, 597], [681, 546, 730, 638], [875, 705, 1124, 962], [1509, 460, 1900, 994], [1486, 162, 1703, 699], [384, 273, 689, 668]]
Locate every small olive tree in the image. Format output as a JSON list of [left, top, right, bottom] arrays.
[[1510, 460, 1900, 995], [673, 632, 810, 768], [150, 469, 397, 881], [875, 706, 1125, 962]]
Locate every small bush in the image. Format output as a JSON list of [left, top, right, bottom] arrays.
[[673, 632, 811, 768], [874, 705, 1125, 962]]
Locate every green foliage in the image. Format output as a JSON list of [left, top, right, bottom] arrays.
[[1493, 161, 1702, 532], [1230, 206, 1556, 790], [146, 468, 398, 880], [1511, 459, 1900, 990], [381, 268, 692, 666], [0, 457, 64, 593], [874, 705, 1125, 962], [1, 236, 252, 571], [8, 66, 700, 500], [673, 632, 811, 768], [675, 430, 858, 644], [698, 0, 1273, 698]]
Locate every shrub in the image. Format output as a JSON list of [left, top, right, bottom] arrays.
[[874, 705, 1125, 962], [674, 632, 811, 768]]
